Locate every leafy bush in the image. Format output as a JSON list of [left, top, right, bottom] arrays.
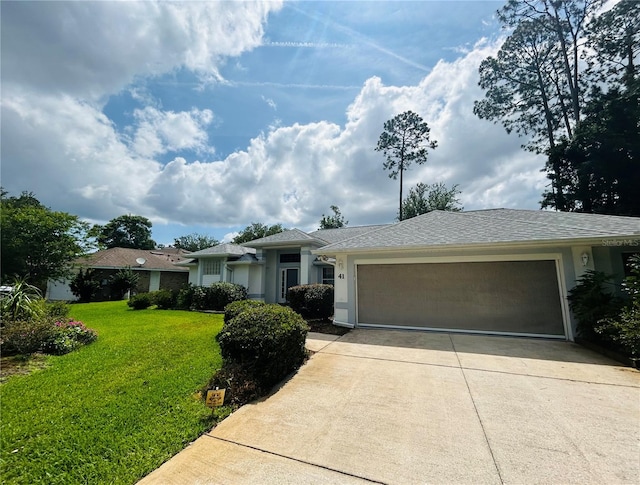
[[287, 284, 334, 319], [151, 289, 176, 309], [568, 270, 622, 339], [596, 255, 640, 357], [69, 268, 100, 302], [128, 293, 153, 310], [176, 284, 196, 310], [45, 301, 71, 320], [1, 317, 97, 356], [217, 304, 309, 390], [110, 267, 139, 300], [224, 299, 266, 324], [192, 282, 247, 311]]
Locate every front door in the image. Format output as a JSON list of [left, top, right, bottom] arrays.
[[280, 268, 299, 303]]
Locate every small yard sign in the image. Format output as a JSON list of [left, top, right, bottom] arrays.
[[206, 388, 226, 408]]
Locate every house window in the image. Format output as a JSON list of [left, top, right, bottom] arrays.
[[202, 259, 221, 275], [280, 253, 301, 263], [322, 266, 335, 285]]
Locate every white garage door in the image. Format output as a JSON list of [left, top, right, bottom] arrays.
[[356, 260, 565, 337]]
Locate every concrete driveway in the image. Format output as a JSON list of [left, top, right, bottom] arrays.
[[139, 329, 640, 484]]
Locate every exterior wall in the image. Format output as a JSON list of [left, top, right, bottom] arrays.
[[159, 271, 189, 291], [188, 267, 198, 285], [46, 278, 76, 301], [248, 265, 263, 299], [149, 271, 161, 292], [230, 265, 249, 288]]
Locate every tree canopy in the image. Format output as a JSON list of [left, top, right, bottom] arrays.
[[319, 205, 348, 229], [173, 233, 219, 252], [475, 0, 639, 215], [92, 215, 156, 249], [232, 222, 285, 245], [375, 110, 437, 221], [401, 182, 463, 220], [1, 190, 93, 291]]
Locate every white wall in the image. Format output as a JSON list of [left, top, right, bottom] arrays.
[[46, 278, 76, 301]]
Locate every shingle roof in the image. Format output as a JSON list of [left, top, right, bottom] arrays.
[[308, 224, 391, 244], [243, 229, 322, 247], [316, 209, 640, 252], [186, 244, 256, 258], [75, 248, 190, 271]]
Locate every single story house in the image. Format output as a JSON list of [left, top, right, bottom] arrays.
[[47, 247, 190, 301], [172, 209, 640, 342]]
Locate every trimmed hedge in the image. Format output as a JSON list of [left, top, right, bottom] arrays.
[[216, 304, 309, 390], [224, 299, 266, 324], [287, 284, 334, 319], [151, 289, 176, 310], [127, 293, 153, 310], [191, 282, 248, 311]]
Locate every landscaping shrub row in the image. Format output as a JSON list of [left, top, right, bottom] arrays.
[[287, 283, 334, 320], [127, 282, 247, 311]]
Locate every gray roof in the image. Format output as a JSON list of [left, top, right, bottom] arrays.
[[316, 209, 640, 252], [75, 247, 190, 272], [308, 224, 391, 244], [243, 229, 323, 248], [185, 244, 256, 258]]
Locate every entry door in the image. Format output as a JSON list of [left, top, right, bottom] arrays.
[[280, 268, 299, 302]]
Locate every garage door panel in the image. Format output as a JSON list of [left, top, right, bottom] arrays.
[[357, 261, 564, 336]]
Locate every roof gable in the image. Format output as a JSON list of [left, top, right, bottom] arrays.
[[186, 244, 256, 258], [243, 228, 323, 248]]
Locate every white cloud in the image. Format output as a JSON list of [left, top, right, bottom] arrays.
[[131, 107, 214, 158]]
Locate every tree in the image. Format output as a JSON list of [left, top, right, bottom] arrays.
[[109, 267, 139, 300], [69, 268, 101, 303], [232, 223, 285, 244], [319, 205, 348, 229], [1, 191, 93, 292], [93, 215, 156, 249], [401, 182, 463, 220], [174, 233, 219, 252], [375, 111, 437, 221]]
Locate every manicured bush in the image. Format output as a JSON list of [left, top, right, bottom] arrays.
[[287, 284, 334, 319], [176, 284, 196, 310], [192, 282, 248, 311], [128, 293, 153, 310], [224, 299, 265, 324], [152, 289, 176, 309], [287, 285, 307, 314], [217, 304, 309, 389]]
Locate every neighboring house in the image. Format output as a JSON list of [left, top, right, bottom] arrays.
[[312, 209, 640, 341], [46, 247, 190, 301]]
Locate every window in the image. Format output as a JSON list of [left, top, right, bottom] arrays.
[[202, 259, 221, 275], [280, 253, 301, 263], [322, 266, 335, 285]]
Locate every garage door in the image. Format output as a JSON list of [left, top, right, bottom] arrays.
[[356, 260, 565, 337]]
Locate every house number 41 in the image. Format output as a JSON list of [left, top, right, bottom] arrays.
[[338, 273, 345, 279]]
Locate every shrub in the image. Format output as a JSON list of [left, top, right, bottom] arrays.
[[304, 284, 334, 320], [287, 285, 307, 314], [224, 299, 266, 324], [128, 293, 153, 310], [567, 270, 622, 339], [176, 284, 196, 310], [217, 304, 309, 390], [192, 282, 247, 311], [0, 278, 44, 322], [1, 318, 56, 355], [110, 267, 139, 300], [42, 320, 98, 355], [69, 268, 100, 302], [151, 289, 176, 309], [287, 284, 334, 319], [45, 301, 71, 320]]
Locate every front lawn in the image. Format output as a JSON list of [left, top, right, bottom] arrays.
[[0, 301, 223, 485]]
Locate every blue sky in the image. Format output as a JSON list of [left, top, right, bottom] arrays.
[[1, 1, 548, 246]]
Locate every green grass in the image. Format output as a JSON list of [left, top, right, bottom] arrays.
[[0, 301, 224, 484]]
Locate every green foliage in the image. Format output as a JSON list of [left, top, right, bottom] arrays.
[[44, 300, 71, 320], [0, 191, 93, 291], [287, 284, 334, 319], [217, 304, 309, 390], [110, 266, 139, 299], [232, 222, 285, 244], [596, 255, 640, 357], [567, 270, 622, 339], [375, 110, 437, 220], [0, 278, 44, 322], [191, 282, 248, 311], [0, 301, 223, 484], [401, 182, 463, 220], [176, 284, 196, 310], [205, 361, 262, 407], [69, 268, 101, 302], [224, 299, 266, 324], [41, 320, 98, 355], [319, 205, 348, 229], [128, 293, 153, 310], [92, 214, 156, 249], [151, 289, 176, 309], [1, 318, 57, 355], [173, 233, 219, 252]]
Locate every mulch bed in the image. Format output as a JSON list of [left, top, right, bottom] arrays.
[[306, 318, 350, 336]]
